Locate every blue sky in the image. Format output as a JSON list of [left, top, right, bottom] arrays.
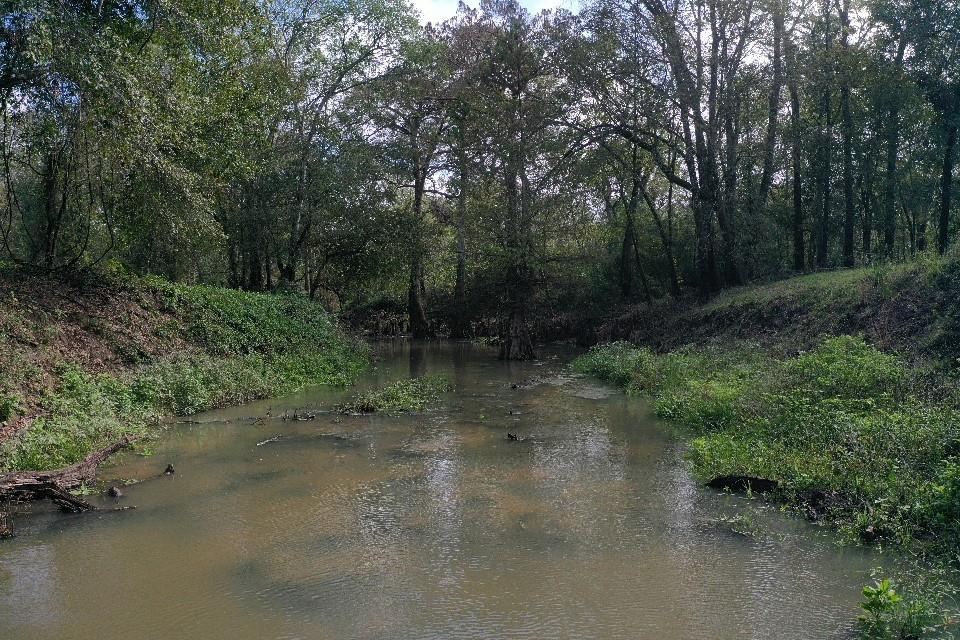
[[411, 0, 580, 25]]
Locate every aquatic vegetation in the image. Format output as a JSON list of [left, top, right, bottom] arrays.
[[338, 375, 453, 414]]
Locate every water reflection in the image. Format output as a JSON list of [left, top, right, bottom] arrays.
[[409, 340, 427, 378], [0, 341, 878, 640]]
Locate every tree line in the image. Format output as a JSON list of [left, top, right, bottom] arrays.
[[2, 0, 958, 358]]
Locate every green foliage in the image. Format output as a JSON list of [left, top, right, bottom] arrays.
[[858, 577, 951, 640], [573, 336, 958, 544], [0, 394, 23, 422], [576, 335, 960, 636], [1, 346, 366, 472], [572, 342, 654, 388], [144, 276, 345, 356], [0, 276, 368, 472], [785, 336, 905, 400], [339, 375, 453, 413], [2, 365, 154, 471]]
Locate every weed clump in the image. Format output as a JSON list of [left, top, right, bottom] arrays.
[[338, 375, 453, 414]]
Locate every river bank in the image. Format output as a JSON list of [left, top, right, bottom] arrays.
[[573, 257, 960, 638], [4, 257, 960, 636], [0, 341, 879, 640], [0, 265, 367, 474]]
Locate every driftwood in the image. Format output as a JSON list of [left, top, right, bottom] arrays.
[[0, 436, 138, 505]]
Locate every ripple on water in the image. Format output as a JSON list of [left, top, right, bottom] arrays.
[[0, 342, 878, 640]]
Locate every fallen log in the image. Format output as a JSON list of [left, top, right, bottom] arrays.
[[39, 484, 97, 513], [0, 435, 139, 502]]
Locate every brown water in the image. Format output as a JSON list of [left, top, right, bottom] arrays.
[[0, 341, 878, 640]]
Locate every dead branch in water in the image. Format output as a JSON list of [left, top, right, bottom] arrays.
[[0, 435, 139, 503]]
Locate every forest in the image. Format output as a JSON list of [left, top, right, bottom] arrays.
[[4, 1, 960, 638], [3, 0, 958, 358]]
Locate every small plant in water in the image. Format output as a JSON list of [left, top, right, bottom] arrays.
[[338, 375, 453, 414], [717, 509, 763, 539], [70, 483, 97, 497], [858, 577, 947, 640]]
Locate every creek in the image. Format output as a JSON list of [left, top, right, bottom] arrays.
[[0, 341, 879, 639]]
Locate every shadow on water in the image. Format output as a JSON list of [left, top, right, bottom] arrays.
[[0, 340, 881, 640]]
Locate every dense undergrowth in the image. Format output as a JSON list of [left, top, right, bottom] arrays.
[[574, 335, 960, 637], [574, 337, 960, 544], [0, 268, 367, 472]]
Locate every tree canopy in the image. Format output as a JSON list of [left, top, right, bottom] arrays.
[[3, 0, 958, 357]]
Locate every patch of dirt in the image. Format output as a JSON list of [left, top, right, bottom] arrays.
[[0, 272, 197, 443]]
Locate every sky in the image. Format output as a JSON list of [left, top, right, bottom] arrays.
[[410, 0, 580, 25]]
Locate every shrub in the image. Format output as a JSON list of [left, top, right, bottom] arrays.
[[0, 276, 369, 472], [784, 335, 905, 400], [571, 341, 653, 388]]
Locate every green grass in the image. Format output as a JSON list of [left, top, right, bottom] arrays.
[[338, 375, 453, 414], [574, 336, 960, 637], [0, 273, 369, 472], [700, 261, 917, 313], [574, 336, 960, 544], [143, 275, 345, 356]]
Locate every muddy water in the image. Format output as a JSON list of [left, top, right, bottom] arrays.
[[0, 341, 877, 639]]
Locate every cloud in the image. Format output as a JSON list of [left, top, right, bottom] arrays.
[[410, 0, 462, 25], [409, 0, 579, 25]]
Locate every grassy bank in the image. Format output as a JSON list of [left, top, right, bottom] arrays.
[[0, 266, 367, 472], [598, 252, 960, 360], [575, 256, 960, 638], [575, 338, 959, 637]]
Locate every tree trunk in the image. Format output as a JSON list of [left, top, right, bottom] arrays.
[[0, 437, 138, 502], [815, 90, 832, 268], [631, 230, 653, 304], [840, 0, 856, 267], [861, 167, 874, 259], [408, 256, 430, 339], [755, 1, 784, 214], [882, 111, 900, 258], [499, 164, 535, 361], [450, 155, 470, 339], [814, 0, 833, 269], [718, 98, 743, 286], [247, 242, 263, 291], [639, 179, 681, 297], [500, 301, 535, 361], [939, 122, 957, 254], [620, 211, 636, 298], [788, 39, 805, 272], [408, 173, 431, 340], [624, 179, 652, 302], [882, 40, 907, 258]]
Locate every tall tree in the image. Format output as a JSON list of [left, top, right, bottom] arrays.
[[374, 30, 451, 338]]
